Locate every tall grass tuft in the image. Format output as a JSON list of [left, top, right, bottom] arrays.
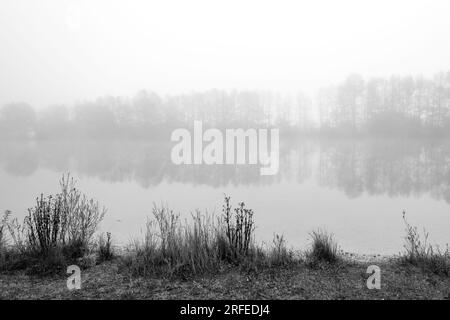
[[401, 211, 450, 276], [266, 234, 295, 267], [0, 211, 11, 266], [307, 229, 340, 265], [0, 211, 9, 246], [97, 232, 114, 262], [123, 205, 222, 277]]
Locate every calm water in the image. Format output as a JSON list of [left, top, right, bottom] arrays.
[[0, 138, 449, 255]]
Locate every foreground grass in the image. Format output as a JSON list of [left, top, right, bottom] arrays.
[[1, 256, 450, 300]]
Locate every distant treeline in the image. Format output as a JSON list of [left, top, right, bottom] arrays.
[[319, 71, 450, 136], [0, 90, 310, 140], [1, 71, 450, 139]]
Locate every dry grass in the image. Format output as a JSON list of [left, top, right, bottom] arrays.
[[265, 234, 296, 267], [120, 197, 298, 278], [122, 205, 224, 278], [0, 211, 10, 267], [400, 211, 450, 276], [307, 229, 340, 265]]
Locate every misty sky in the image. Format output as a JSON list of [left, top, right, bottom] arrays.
[[1, 0, 450, 108]]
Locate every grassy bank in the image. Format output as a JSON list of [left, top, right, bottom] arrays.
[[1, 175, 450, 299], [1, 256, 450, 299]]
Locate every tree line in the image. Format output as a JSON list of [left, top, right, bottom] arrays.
[[319, 71, 450, 136], [1, 71, 450, 140], [0, 90, 312, 140]]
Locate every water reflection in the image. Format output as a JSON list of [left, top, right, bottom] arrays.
[[318, 140, 450, 203], [0, 139, 449, 203]]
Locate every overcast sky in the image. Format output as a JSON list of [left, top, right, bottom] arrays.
[[1, 0, 450, 108]]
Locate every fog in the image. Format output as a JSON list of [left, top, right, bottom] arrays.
[[3, 1, 450, 301], [2, 0, 450, 108]]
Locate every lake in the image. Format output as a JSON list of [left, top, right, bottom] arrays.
[[0, 138, 449, 255]]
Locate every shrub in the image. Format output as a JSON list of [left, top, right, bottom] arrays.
[[25, 194, 65, 256], [23, 174, 106, 259], [59, 174, 107, 252], [0, 174, 106, 274], [307, 229, 340, 264], [222, 196, 255, 261]]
